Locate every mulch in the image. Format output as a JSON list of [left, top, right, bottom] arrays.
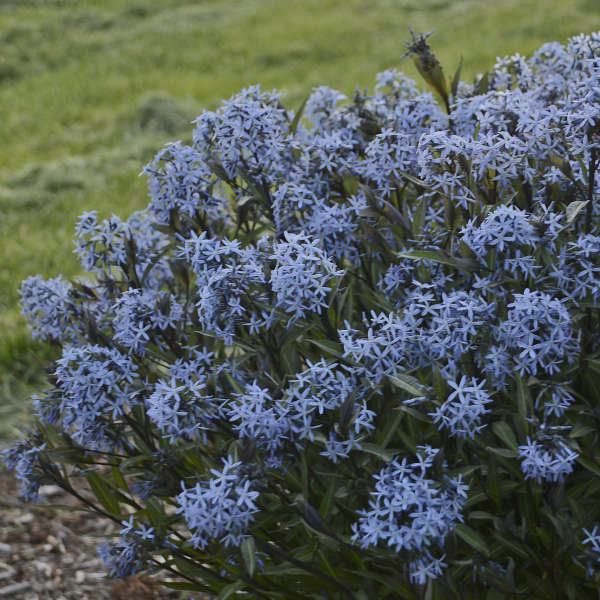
[[0, 471, 196, 600]]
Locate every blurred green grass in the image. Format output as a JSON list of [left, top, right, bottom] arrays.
[[2, 0, 600, 439]]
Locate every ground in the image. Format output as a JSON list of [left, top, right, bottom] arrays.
[[0, 471, 195, 600]]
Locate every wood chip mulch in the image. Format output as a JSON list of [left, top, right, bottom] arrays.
[[0, 471, 197, 600]]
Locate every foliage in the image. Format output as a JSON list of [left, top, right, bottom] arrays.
[[6, 30, 600, 599]]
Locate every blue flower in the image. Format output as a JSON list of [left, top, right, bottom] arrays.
[[19, 275, 77, 342], [1, 440, 46, 502], [495, 289, 579, 376], [54, 344, 139, 449], [226, 381, 291, 462], [269, 232, 344, 322], [147, 376, 223, 443], [113, 289, 184, 355], [518, 435, 578, 483], [97, 518, 156, 579], [176, 456, 260, 550], [351, 445, 468, 582], [429, 375, 493, 439], [142, 141, 230, 227]]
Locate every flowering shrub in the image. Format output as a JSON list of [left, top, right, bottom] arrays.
[[6, 29, 600, 598]]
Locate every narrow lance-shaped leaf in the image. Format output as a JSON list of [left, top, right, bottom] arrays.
[[492, 421, 519, 453], [454, 523, 491, 557], [565, 200, 588, 225], [289, 94, 309, 134], [388, 373, 431, 398], [451, 55, 463, 99], [241, 536, 256, 578], [87, 472, 120, 517], [218, 582, 247, 600], [398, 249, 482, 273]]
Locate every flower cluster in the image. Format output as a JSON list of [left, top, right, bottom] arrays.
[[429, 375, 493, 439], [518, 435, 578, 484], [98, 517, 159, 578], [351, 445, 468, 583], [19, 275, 76, 342], [176, 456, 260, 550], [269, 232, 344, 322], [53, 344, 139, 449], [494, 289, 580, 377], [1, 439, 46, 502]]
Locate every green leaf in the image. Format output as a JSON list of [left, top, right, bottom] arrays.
[[548, 152, 573, 178], [455, 523, 490, 557], [568, 423, 596, 438], [168, 259, 190, 289], [218, 581, 246, 600], [150, 223, 174, 235], [143, 496, 167, 527], [576, 456, 600, 478], [319, 477, 337, 519], [451, 55, 463, 98], [290, 94, 309, 134], [112, 466, 129, 492], [361, 187, 412, 233], [487, 447, 517, 458], [388, 373, 430, 398], [120, 454, 151, 471], [474, 71, 490, 94], [336, 283, 353, 327], [338, 389, 358, 432], [398, 250, 482, 273], [486, 589, 508, 600], [566, 578, 577, 600], [565, 200, 588, 225], [70, 280, 98, 300], [261, 565, 308, 577], [468, 510, 497, 522], [173, 556, 219, 583], [240, 536, 256, 578], [307, 338, 344, 358], [343, 569, 417, 599], [300, 453, 309, 497], [44, 448, 95, 465], [492, 421, 519, 453], [359, 207, 382, 220], [490, 531, 530, 561], [485, 455, 500, 509], [158, 580, 211, 593], [342, 175, 359, 196], [396, 169, 431, 191], [87, 472, 120, 517], [432, 365, 446, 403], [412, 197, 427, 236], [465, 480, 520, 509], [300, 511, 339, 549], [378, 410, 404, 449], [280, 341, 300, 374], [360, 442, 398, 462], [411, 44, 448, 110], [224, 371, 245, 394], [394, 403, 431, 423], [515, 374, 530, 439], [316, 549, 338, 580]]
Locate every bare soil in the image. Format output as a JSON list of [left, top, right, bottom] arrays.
[[0, 471, 193, 600]]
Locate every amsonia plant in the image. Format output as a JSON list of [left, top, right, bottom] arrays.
[[6, 30, 600, 599]]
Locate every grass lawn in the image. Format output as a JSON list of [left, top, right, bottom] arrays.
[[1, 0, 600, 438]]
